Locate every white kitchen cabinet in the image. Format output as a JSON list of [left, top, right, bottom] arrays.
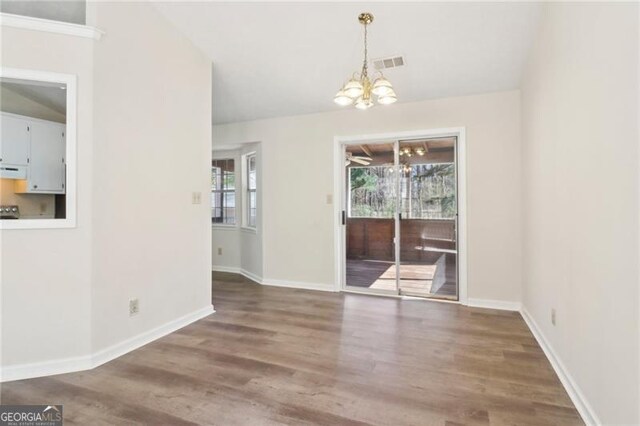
[[0, 114, 30, 166], [14, 118, 66, 194]]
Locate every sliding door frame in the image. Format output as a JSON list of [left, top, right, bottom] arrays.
[[333, 128, 467, 304]]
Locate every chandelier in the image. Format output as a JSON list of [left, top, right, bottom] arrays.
[[334, 13, 397, 109]]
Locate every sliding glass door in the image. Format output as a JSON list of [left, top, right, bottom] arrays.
[[343, 137, 458, 300], [344, 142, 399, 295]]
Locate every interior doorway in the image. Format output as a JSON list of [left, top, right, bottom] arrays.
[[339, 133, 461, 301]]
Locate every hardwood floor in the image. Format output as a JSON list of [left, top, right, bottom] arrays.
[[0, 272, 583, 425]]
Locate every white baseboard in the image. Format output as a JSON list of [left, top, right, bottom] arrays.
[[239, 269, 263, 284], [520, 308, 599, 426], [213, 266, 336, 292], [92, 305, 214, 368], [0, 353, 93, 383], [212, 265, 258, 282], [0, 305, 215, 383], [466, 298, 521, 311], [211, 265, 241, 274]]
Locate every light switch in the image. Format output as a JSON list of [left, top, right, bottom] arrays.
[[192, 192, 202, 204], [326, 194, 333, 205]]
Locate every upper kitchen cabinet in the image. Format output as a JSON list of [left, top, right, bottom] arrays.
[[14, 118, 66, 194], [1, 114, 30, 166]]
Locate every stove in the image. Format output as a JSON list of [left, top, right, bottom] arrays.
[[0, 205, 20, 219]]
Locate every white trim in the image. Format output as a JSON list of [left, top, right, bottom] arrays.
[[520, 308, 599, 426], [212, 266, 336, 292], [212, 265, 242, 274], [0, 12, 104, 40], [333, 127, 468, 302], [0, 354, 93, 384], [0, 305, 214, 383], [212, 224, 239, 230], [0, 68, 78, 230], [456, 128, 468, 304], [333, 142, 345, 291], [239, 268, 263, 284], [466, 298, 521, 311], [92, 305, 214, 369], [213, 144, 245, 152]]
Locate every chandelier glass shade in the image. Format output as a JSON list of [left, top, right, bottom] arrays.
[[334, 13, 397, 110]]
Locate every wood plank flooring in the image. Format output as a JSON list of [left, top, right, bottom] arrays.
[[0, 272, 583, 425]]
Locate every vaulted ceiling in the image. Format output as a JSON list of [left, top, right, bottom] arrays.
[[153, 2, 541, 124]]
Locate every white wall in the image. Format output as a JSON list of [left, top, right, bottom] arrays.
[[214, 91, 522, 302], [89, 1, 212, 353], [521, 3, 639, 424], [1, 1, 212, 378], [1, 26, 94, 368]]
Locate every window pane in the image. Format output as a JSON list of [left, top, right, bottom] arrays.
[[349, 166, 397, 218], [211, 191, 223, 223], [211, 159, 236, 224], [223, 171, 235, 190], [402, 163, 456, 220], [249, 171, 256, 190], [248, 154, 256, 190], [224, 192, 235, 224], [212, 167, 221, 191], [247, 189, 257, 228], [245, 154, 257, 228]]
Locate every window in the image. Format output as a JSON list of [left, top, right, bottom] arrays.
[[348, 163, 456, 219], [246, 153, 257, 228], [211, 159, 235, 224]]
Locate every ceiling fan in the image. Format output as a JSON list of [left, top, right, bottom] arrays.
[[345, 152, 372, 166]]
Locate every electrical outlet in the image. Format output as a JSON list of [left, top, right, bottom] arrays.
[[551, 308, 556, 326], [192, 192, 202, 204], [129, 298, 139, 316], [218, 247, 222, 255]]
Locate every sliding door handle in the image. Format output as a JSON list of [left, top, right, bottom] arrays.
[[342, 210, 346, 225]]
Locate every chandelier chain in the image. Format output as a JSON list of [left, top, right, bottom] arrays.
[[362, 23, 368, 78]]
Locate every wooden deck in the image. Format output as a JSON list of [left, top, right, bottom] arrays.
[[0, 272, 583, 425], [346, 255, 457, 299]]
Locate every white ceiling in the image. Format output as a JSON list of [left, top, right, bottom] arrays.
[[153, 2, 541, 125], [1, 80, 67, 115]]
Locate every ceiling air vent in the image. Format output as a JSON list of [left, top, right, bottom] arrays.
[[373, 55, 405, 71]]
